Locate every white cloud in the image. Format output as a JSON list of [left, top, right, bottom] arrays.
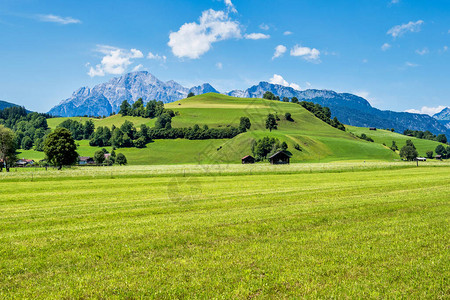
[[362, 59, 368, 63], [272, 45, 287, 59], [405, 61, 419, 67], [132, 64, 143, 72], [37, 14, 81, 25], [381, 43, 391, 51], [168, 9, 241, 59], [259, 23, 269, 30], [415, 47, 429, 55], [405, 106, 447, 116], [387, 20, 424, 38], [224, 0, 237, 13], [443, 46, 448, 52], [283, 31, 293, 36], [88, 45, 144, 77], [391, 0, 399, 4], [290, 44, 320, 62], [147, 52, 167, 62], [216, 62, 223, 69], [269, 74, 301, 90], [244, 33, 270, 40]]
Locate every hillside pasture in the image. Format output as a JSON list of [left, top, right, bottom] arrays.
[[347, 126, 446, 157]]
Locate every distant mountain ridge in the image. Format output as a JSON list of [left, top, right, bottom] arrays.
[[0, 100, 24, 111], [48, 71, 218, 117], [48, 71, 449, 135], [433, 107, 450, 129], [228, 82, 449, 135]]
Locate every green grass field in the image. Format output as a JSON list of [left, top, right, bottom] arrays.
[[21, 93, 411, 164], [0, 163, 449, 298]]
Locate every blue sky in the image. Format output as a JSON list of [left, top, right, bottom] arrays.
[[0, 0, 449, 114]]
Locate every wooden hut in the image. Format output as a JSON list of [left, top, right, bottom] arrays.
[[241, 155, 255, 164], [269, 151, 291, 165]]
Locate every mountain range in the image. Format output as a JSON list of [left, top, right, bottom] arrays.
[[48, 71, 449, 135], [433, 107, 450, 129]]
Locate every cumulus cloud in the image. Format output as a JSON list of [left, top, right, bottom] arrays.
[[132, 64, 144, 72], [415, 47, 429, 55], [290, 44, 320, 62], [168, 9, 241, 59], [244, 33, 270, 40], [147, 52, 167, 62], [224, 0, 237, 13], [269, 74, 301, 90], [283, 31, 293, 36], [37, 14, 81, 24], [405, 106, 447, 116], [381, 43, 391, 51], [88, 45, 144, 77], [272, 45, 287, 59], [387, 20, 424, 38]]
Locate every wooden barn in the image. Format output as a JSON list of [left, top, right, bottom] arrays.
[[241, 155, 255, 164], [269, 151, 291, 165], [79, 156, 95, 165]]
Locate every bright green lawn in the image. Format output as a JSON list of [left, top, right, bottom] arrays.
[[0, 164, 449, 298], [347, 126, 447, 157]]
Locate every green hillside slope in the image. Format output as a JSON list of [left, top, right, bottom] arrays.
[[21, 93, 401, 164], [347, 126, 446, 157]]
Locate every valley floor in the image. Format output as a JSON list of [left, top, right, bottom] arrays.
[[1, 162, 449, 298]]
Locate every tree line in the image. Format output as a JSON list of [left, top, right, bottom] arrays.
[[0, 106, 52, 151], [119, 99, 167, 118], [89, 115, 252, 148], [403, 129, 447, 144], [262, 91, 345, 131]]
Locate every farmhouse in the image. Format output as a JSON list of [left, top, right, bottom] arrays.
[[79, 156, 95, 165], [369, 127, 377, 131], [241, 155, 255, 164], [416, 157, 427, 162], [269, 151, 291, 165], [16, 159, 34, 167], [435, 155, 442, 160]]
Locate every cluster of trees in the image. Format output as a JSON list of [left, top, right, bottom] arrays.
[[89, 121, 152, 148], [435, 144, 450, 158], [58, 119, 95, 140], [119, 99, 169, 118], [399, 140, 418, 161], [251, 137, 288, 161], [93, 148, 127, 166], [90, 115, 252, 148], [0, 106, 52, 151], [0, 125, 17, 172], [403, 129, 447, 144], [358, 133, 374, 142], [299, 101, 345, 131], [262, 92, 345, 131]]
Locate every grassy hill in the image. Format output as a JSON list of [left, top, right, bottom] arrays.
[[21, 93, 407, 164], [347, 126, 446, 157]]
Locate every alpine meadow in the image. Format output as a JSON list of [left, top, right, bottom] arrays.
[[1, 0, 449, 298]]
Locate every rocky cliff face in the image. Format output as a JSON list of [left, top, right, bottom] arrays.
[[48, 71, 218, 117]]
